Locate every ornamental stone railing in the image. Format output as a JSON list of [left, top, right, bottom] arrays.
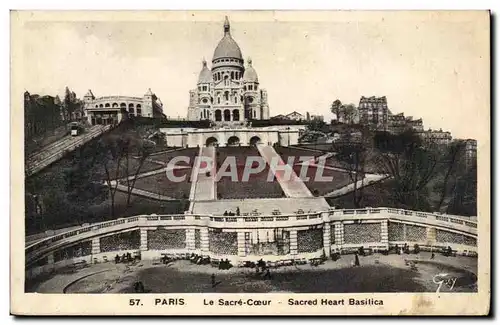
[[25, 207, 477, 267]]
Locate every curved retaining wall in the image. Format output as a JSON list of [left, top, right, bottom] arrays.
[[25, 208, 477, 279]]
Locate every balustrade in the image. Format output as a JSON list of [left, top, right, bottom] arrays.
[[25, 208, 478, 266]]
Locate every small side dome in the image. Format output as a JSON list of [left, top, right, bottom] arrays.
[[198, 59, 213, 84], [243, 58, 259, 83], [144, 88, 154, 96]]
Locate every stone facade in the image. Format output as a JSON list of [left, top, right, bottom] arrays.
[[161, 125, 303, 148], [417, 128, 453, 145], [83, 88, 164, 125], [358, 96, 389, 130], [187, 17, 270, 123]]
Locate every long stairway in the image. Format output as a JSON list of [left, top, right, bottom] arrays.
[[257, 144, 313, 198], [26, 125, 112, 176], [189, 146, 217, 202]]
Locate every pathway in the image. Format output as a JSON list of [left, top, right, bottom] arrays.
[[257, 145, 313, 198], [323, 173, 390, 198], [189, 146, 216, 202]]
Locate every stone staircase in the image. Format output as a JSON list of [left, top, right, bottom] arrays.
[[256, 144, 313, 198]]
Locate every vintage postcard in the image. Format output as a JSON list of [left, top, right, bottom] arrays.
[[11, 10, 490, 315]]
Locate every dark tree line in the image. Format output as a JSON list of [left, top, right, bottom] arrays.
[[24, 92, 63, 140], [25, 129, 157, 233], [24, 87, 84, 142], [333, 128, 477, 216]]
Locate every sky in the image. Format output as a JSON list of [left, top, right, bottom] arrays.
[[16, 11, 489, 139]]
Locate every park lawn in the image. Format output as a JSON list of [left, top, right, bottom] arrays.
[[132, 168, 193, 200], [292, 166, 353, 196]]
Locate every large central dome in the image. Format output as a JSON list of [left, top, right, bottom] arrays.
[[212, 16, 243, 61]]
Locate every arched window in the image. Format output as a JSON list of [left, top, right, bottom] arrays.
[[234, 95, 238, 104], [95, 105, 98, 108], [224, 75, 229, 86], [223, 109, 231, 121], [99, 104, 103, 108], [217, 97, 221, 104], [215, 110, 222, 121], [233, 109, 240, 121], [231, 71, 234, 80], [112, 103, 118, 108], [105, 103, 110, 108], [253, 110, 256, 118], [200, 112, 203, 119], [224, 91, 229, 102]]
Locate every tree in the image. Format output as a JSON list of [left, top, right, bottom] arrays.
[[306, 118, 326, 132], [341, 104, 358, 124], [63, 87, 82, 121], [94, 133, 154, 216], [330, 99, 342, 118], [433, 142, 466, 212], [331, 100, 358, 125], [334, 130, 370, 208], [94, 135, 130, 217], [64, 145, 108, 221], [373, 130, 439, 210], [121, 136, 154, 206], [447, 160, 477, 216]]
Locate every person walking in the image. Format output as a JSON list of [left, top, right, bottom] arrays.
[[354, 253, 360, 267], [211, 273, 216, 288]]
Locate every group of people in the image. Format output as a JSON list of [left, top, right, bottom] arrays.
[[441, 246, 454, 257], [394, 243, 413, 255], [114, 252, 136, 264], [217, 259, 233, 270], [254, 259, 272, 279], [223, 207, 240, 216], [189, 253, 211, 265]]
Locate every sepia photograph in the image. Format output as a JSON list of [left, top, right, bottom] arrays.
[[10, 10, 490, 315]]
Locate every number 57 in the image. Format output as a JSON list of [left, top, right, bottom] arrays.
[[130, 299, 141, 306]]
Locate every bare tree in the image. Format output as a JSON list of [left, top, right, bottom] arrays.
[[95, 135, 130, 217], [434, 142, 466, 212], [374, 130, 439, 210], [121, 137, 154, 206], [334, 130, 370, 208]]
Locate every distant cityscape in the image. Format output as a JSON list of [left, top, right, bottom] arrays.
[[272, 95, 477, 168]]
